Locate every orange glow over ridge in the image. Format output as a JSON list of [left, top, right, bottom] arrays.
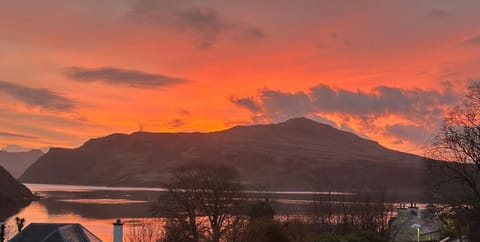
[[0, 1, 480, 154]]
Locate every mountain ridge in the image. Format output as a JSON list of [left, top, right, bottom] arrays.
[[0, 149, 44, 178], [20, 117, 428, 191]]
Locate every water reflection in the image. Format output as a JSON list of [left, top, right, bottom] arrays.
[[2, 183, 423, 241], [58, 199, 147, 204], [26, 183, 168, 193], [26, 184, 157, 218], [3, 184, 160, 241], [3, 201, 119, 241]]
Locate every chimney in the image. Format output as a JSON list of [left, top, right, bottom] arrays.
[[0, 220, 5, 242], [397, 203, 408, 217], [113, 218, 124, 242], [408, 203, 419, 216]]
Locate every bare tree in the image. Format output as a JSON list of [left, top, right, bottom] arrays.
[[310, 173, 392, 236], [153, 163, 244, 242], [428, 82, 480, 241], [154, 166, 203, 242], [125, 219, 163, 242]]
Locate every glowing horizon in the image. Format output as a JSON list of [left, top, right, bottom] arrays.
[[1, 0, 480, 155]]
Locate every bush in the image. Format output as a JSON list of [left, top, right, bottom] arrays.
[[317, 233, 341, 242], [263, 222, 291, 242], [345, 230, 384, 242]]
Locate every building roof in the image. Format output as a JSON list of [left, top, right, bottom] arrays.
[[420, 218, 443, 235], [389, 206, 443, 242], [8, 223, 103, 242]]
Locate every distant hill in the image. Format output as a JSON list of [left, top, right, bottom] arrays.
[[20, 117, 428, 192], [0, 149, 44, 178]]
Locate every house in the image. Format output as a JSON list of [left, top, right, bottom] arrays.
[[8, 223, 103, 242], [389, 203, 444, 242], [6, 219, 125, 242]]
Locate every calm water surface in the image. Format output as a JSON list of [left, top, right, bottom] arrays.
[[4, 184, 338, 241], [4, 184, 164, 241], [3, 184, 416, 241]]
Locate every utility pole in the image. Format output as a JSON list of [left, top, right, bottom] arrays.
[[411, 223, 421, 242]]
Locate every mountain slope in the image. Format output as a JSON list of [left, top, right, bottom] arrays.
[[20, 117, 428, 191], [0, 149, 44, 178], [0, 164, 35, 219], [0, 164, 33, 202]]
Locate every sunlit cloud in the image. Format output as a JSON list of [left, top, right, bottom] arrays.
[[230, 82, 463, 146], [231, 83, 459, 122]]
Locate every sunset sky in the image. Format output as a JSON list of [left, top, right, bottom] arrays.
[[1, 0, 480, 154]]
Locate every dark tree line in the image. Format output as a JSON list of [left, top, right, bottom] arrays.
[[427, 82, 480, 241], [152, 164, 245, 242], [310, 187, 393, 236], [146, 163, 392, 242]]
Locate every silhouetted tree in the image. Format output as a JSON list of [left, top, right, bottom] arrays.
[[0, 222, 4, 242], [14, 217, 24, 232], [248, 198, 274, 222], [427, 82, 480, 241], [310, 180, 392, 235], [153, 163, 244, 242], [125, 219, 163, 242]]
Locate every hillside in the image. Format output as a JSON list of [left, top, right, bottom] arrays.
[[0, 149, 44, 178], [0, 164, 34, 219], [0, 165, 33, 201], [20, 117, 428, 192]]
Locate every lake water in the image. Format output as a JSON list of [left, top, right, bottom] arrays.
[[3, 184, 168, 241], [2, 184, 337, 241], [2, 184, 419, 241]]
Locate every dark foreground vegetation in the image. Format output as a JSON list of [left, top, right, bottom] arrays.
[[129, 163, 393, 242], [425, 82, 480, 241]]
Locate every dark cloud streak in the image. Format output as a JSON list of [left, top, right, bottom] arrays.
[[0, 131, 38, 139], [385, 124, 430, 144], [130, 0, 264, 48], [462, 35, 480, 46], [0, 80, 75, 111], [427, 9, 452, 19], [310, 84, 457, 120], [260, 89, 312, 121], [229, 96, 262, 113], [63, 66, 188, 88]]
